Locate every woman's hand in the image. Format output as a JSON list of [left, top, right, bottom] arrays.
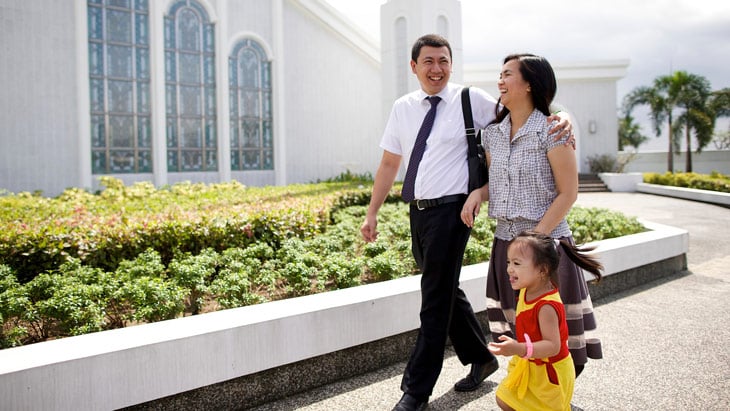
[[460, 185, 488, 227]]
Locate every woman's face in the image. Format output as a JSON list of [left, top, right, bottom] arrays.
[[497, 59, 531, 109]]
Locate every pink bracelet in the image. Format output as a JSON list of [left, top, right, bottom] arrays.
[[522, 333, 533, 359]]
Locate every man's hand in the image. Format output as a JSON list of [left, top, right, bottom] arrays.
[[547, 113, 576, 149], [360, 216, 378, 243]]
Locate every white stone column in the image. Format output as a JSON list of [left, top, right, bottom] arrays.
[[74, 0, 92, 190], [150, 0, 168, 187], [272, 0, 287, 185], [215, 0, 232, 183]]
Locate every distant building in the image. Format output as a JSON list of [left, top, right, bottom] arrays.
[[0, 0, 627, 196]]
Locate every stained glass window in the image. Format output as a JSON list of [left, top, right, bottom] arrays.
[[88, 0, 152, 174], [165, 0, 217, 172], [229, 39, 273, 171]]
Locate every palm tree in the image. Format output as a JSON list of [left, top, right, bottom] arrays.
[[709, 88, 730, 150], [618, 113, 648, 151], [623, 71, 716, 172], [709, 87, 730, 118], [667, 72, 712, 172], [623, 82, 673, 171]]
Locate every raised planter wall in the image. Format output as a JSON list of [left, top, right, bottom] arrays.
[[598, 172, 644, 192], [0, 221, 688, 411], [637, 183, 730, 207]]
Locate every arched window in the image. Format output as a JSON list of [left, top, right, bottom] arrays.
[[394, 17, 408, 98], [164, 0, 216, 172], [88, 0, 152, 174], [437, 15, 449, 38], [228, 39, 273, 171]]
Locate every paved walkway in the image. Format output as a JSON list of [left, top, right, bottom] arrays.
[[249, 192, 730, 411]]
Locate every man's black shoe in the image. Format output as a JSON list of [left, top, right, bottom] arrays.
[[453, 358, 499, 392], [392, 393, 428, 411]]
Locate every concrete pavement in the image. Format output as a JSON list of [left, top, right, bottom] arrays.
[[248, 192, 730, 411]]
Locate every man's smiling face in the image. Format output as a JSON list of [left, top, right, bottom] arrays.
[[411, 45, 452, 95]]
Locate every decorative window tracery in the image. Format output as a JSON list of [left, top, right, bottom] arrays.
[[229, 39, 273, 171]]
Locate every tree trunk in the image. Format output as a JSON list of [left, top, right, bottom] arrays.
[[685, 123, 693, 172], [667, 115, 674, 172]]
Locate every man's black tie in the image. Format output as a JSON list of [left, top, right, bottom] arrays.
[[401, 96, 441, 202]]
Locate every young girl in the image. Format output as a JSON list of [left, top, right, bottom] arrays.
[[487, 230, 603, 411]]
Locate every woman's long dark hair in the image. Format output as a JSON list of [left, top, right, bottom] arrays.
[[491, 53, 557, 125], [509, 230, 603, 285]]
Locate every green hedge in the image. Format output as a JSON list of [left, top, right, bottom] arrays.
[[0, 178, 645, 348], [643, 171, 730, 193]]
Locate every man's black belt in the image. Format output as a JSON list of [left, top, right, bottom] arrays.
[[410, 194, 467, 210]]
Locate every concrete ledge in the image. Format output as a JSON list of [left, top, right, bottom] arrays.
[[637, 182, 730, 206], [0, 221, 689, 411], [598, 172, 644, 192]]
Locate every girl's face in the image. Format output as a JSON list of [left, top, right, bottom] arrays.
[[497, 58, 530, 109], [506, 242, 544, 290]]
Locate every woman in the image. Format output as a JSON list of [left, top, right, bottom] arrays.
[[461, 53, 601, 377]]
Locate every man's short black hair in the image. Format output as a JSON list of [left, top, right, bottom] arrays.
[[411, 34, 452, 62]]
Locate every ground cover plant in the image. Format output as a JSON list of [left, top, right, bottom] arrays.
[[643, 171, 730, 193], [0, 177, 645, 348]]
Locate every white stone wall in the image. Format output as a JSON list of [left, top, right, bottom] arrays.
[[622, 150, 730, 174], [0, 0, 83, 195]]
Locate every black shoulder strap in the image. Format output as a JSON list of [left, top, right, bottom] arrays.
[[461, 86, 477, 156]]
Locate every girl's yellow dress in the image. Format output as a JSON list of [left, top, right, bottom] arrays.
[[496, 287, 575, 410]]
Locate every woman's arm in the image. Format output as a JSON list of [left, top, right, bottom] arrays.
[[534, 145, 578, 235], [460, 153, 491, 227]]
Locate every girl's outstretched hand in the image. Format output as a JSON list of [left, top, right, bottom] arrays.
[[488, 335, 520, 357]]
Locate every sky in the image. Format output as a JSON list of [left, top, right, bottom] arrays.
[[324, 0, 730, 151]]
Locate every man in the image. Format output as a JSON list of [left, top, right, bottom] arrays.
[[360, 34, 572, 411]]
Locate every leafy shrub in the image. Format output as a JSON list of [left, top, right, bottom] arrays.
[[587, 154, 618, 173], [275, 238, 319, 296], [0, 179, 647, 348], [0, 178, 368, 283], [587, 153, 637, 174], [168, 248, 219, 315], [115, 276, 186, 324], [209, 248, 271, 309], [366, 249, 414, 282], [317, 169, 374, 184], [319, 253, 364, 289], [643, 171, 730, 193], [464, 241, 491, 266], [22, 264, 110, 339], [0, 264, 30, 347], [568, 206, 645, 243]]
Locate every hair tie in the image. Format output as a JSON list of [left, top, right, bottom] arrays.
[[553, 238, 560, 250]]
